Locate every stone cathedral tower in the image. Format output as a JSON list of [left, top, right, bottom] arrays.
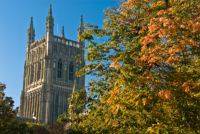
[[20, 5, 85, 124]]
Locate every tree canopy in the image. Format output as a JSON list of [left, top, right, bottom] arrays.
[[70, 0, 200, 133]]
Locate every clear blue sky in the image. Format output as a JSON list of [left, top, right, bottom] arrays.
[[0, 0, 119, 108]]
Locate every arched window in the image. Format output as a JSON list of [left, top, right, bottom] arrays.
[[69, 62, 74, 81], [57, 59, 62, 78]]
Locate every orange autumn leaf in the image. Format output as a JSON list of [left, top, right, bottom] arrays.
[[163, 19, 174, 27], [141, 35, 155, 46], [158, 29, 167, 38], [168, 47, 176, 55], [109, 60, 122, 69], [157, 10, 165, 15], [139, 26, 148, 34], [148, 56, 161, 65], [189, 39, 198, 47], [182, 82, 191, 93], [140, 54, 149, 62], [158, 90, 173, 101], [192, 22, 200, 33], [181, 82, 198, 93], [166, 56, 179, 64], [172, 81, 179, 87], [148, 24, 159, 33]]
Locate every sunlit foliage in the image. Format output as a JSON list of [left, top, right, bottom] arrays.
[[70, 0, 200, 133]]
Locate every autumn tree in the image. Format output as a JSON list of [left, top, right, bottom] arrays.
[[70, 0, 200, 133]]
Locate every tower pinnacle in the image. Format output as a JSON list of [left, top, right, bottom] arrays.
[[78, 15, 84, 42], [30, 17, 34, 30], [79, 15, 84, 33], [28, 16, 35, 44], [61, 26, 65, 38], [46, 4, 54, 37], [48, 4, 52, 17]]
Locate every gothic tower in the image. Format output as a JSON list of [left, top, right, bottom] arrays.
[[20, 5, 85, 124]]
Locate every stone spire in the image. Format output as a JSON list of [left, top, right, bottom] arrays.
[[61, 26, 65, 38], [46, 4, 54, 37], [27, 16, 35, 44], [78, 15, 84, 42]]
